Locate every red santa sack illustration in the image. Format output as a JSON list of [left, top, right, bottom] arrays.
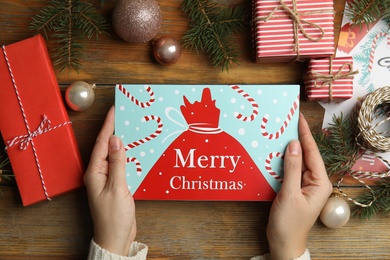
[[134, 88, 277, 201]]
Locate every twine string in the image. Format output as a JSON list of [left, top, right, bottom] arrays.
[[256, 0, 333, 61], [342, 86, 390, 208], [5, 114, 71, 151], [337, 175, 376, 208]]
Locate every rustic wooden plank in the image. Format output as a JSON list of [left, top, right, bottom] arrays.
[[0, 185, 388, 259]]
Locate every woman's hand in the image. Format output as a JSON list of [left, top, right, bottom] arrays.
[[267, 114, 332, 260], [84, 106, 136, 256]]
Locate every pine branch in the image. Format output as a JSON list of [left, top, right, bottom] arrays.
[[345, 0, 390, 28], [29, 0, 108, 72], [0, 155, 13, 196], [353, 178, 390, 219], [182, 0, 247, 72], [312, 113, 360, 176]]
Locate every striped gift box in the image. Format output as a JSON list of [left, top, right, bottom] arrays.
[[253, 0, 334, 63], [304, 56, 357, 101]]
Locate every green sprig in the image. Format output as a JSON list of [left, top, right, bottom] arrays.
[[312, 113, 360, 176], [0, 155, 13, 196], [29, 0, 109, 72], [181, 0, 247, 72], [353, 179, 390, 219], [345, 0, 390, 28]]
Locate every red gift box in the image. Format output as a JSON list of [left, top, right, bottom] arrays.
[[253, 0, 335, 63], [0, 35, 84, 206], [304, 56, 358, 102]]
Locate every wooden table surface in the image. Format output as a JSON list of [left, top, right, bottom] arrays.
[[1, 0, 389, 259]]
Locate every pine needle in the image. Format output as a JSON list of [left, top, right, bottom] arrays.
[[345, 0, 390, 28], [29, 0, 108, 73], [353, 179, 390, 219], [181, 0, 247, 72], [312, 113, 360, 176]]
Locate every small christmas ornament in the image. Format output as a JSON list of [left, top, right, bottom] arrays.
[[65, 81, 95, 111], [112, 0, 162, 43], [153, 36, 181, 65], [320, 190, 351, 228]]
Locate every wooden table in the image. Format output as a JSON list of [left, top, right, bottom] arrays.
[[0, 0, 389, 259]]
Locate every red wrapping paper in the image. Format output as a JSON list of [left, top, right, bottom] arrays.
[[253, 0, 334, 63], [0, 35, 84, 206], [304, 56, 356, 101]]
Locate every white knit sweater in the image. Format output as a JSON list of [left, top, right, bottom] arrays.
[[88, 239, 310, 260]]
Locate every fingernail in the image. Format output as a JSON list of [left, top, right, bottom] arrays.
[[289, 140, 301, 155], [109, 136, 121, 151]]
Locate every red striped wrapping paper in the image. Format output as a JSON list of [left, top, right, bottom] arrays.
[[304, 57, 355, 101], [253, 0, 334, 63]]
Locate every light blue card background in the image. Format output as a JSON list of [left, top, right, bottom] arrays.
[[115, 84, 300, 195]]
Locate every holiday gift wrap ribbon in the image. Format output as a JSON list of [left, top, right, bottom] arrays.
[[255, 0, 334, 61], [2, 45, 72, 201], [6, 114, 72, 151]]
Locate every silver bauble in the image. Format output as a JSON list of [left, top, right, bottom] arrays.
[[65, 81, 95, 111], [153, 36, 182, 65], [320, 194, 350, 229]]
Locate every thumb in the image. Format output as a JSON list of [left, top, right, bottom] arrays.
[[282, 140, 303, 193], [107, 135, 127, 188]]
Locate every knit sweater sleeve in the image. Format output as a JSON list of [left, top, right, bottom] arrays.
[[88, 239, 309, 260], [250, 249, 310, 260], [87, 239, 148, 260]]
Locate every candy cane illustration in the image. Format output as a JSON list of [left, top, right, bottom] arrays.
[[261, 95, 299, 140], [368, 32, 390, 72], [265, 152, 284, 183], [231, 85, 259, 122], [126, 157, 142, 176], [124, 115, 163, 150], [124, 115, 163, 175], [118, 84, 155, 108]]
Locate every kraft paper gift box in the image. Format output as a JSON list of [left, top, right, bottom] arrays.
[[115, 84, 300, 201], [253, 0, 335, 63], [304, 56, 357, 102], [0, 35, 84, 206]]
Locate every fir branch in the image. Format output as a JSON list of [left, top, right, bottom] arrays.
[[346, 0, 390, 28], [312, 113, 360, 176], [29, 0, 108, 72], [182, 0, 247, 72], [0, 155, 13, 196], [353, 178, 390, 219]]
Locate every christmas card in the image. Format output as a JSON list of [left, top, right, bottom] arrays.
[[115, 84, 300, 201]]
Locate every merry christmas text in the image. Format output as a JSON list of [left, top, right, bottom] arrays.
[[173, 148, 241, 173], [170, 176, 243, 190]]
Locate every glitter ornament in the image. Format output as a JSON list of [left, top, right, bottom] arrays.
[[153, 36, 182, 65], [112, 0, 162, 43], [320, 192, 351, 228], [65, 81, 95, 111]]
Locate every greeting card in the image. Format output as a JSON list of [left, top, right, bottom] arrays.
[[115, 84, 300, 201]]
